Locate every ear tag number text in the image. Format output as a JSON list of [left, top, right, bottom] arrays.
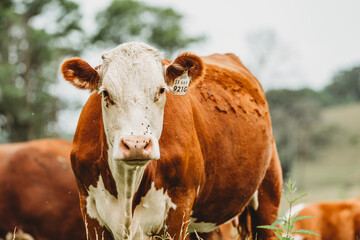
[[171, 71, 190, 96]]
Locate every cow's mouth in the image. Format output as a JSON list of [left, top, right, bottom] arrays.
[[122, 159, 152, 166]]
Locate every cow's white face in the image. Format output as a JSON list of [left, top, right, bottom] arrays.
[[61, 42, 203, 166], [98, 43, 165, 162]]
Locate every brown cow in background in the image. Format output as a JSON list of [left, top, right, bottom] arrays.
[[0, 139, 85, 240], [0, 138, 236, 240], [292, 198, 360, 240]]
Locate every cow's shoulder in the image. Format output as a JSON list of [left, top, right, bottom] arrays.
[[199, 53, 267, 108], [71, 93, 117, 194]]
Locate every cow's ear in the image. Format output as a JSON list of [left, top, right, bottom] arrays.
[[165, 52, 204, 86], [61, 57, 100, 91]]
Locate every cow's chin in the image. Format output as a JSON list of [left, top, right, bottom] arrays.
[[113, 155, 159, 167], [122, 159, 152, 167]]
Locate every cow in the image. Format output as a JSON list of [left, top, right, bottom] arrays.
[[61, 42, 282, 240], [291, 198, 360, 240], [0, 139, 85, 240]]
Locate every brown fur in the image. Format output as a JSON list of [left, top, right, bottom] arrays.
[[0, 139, 85, 240], [293, 198, 360, 240], [68, 52, 282, 240], [61, 57, 100, 90], [165, 52, 204, 86]]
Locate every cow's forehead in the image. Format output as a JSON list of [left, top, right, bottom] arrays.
[[99, 42, 164, 94], [103, 42, 160, 58]]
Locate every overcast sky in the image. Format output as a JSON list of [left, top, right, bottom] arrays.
[[76, 0, 360, 90], [57, 0, 360, 133]]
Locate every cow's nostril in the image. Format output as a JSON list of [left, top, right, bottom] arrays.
[[122, 140, 130, 150], [143, 140, 152, 150]]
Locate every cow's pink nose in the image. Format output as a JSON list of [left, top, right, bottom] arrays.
[[120, 137, 153, 160]]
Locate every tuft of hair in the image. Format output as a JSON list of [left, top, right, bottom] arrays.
[[166, 52, 204, 86], [61, 57, 100, 91]]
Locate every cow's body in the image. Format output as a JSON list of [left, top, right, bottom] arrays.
[[0, 139, 85, 240], [62, 42, 282, 240], [292, 198, 360, 240]]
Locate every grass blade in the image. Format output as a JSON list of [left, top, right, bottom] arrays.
[[292, 229, 320, 236], [293, 216, 314, 223], [274, 231, 284, 240]]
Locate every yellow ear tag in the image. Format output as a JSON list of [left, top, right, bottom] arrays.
[[171, 71, 190, 95]]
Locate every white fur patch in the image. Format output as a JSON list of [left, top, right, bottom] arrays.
[[132, 182, 177, 237], [73, 77, 90, 88], [86, 175, 176, 240], [188, 218, 218, 233], [249, 190, 259, 211]]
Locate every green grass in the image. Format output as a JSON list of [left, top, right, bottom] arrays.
[[280, 103, 360, 214]]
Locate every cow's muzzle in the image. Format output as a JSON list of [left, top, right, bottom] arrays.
[[119, 136, 154, 164]]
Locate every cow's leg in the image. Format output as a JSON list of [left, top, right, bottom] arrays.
[[160, 190, 196, 240], [251, 144, 283, 239], [188, 222, 235, 240], [82, 211, 113, 240]]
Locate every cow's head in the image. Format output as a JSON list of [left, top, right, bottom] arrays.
[[61, 42, 203, 165]]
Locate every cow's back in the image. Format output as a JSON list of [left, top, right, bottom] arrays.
[[0, 139, 85, 240], [156, 53, 275, 225]]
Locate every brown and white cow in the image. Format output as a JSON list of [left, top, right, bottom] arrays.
[[292, 198, 360, 240], [61, 42, 282, 240], [0, 139, 85, 240]]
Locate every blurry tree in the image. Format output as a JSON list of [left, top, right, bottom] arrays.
[[91, 0, 205, 57], [0, 0, 205, 142], [266, 88, 333, 178], [246, 29, 277, 75], [246, 29, 302, 90], [322, 66, 360, 105], [0, 0, 83, 142]]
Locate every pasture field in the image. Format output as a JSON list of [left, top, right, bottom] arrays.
[[280, 103, 360, 214]]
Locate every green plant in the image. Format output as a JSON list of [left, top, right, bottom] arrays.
[[153, 225, 173, 240], [257, 178, 319, 240], [153, 218, 192, 240]]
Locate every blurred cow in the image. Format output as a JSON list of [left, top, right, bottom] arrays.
[[292, 198, 360, 240], [0, 139, 85, 240]]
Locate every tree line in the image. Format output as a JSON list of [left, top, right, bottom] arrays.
[[267, 66, 360, 177], [0, 0, 203, 142]]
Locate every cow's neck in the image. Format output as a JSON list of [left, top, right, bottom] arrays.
[[106, 146, 148, 237], [113, 161, 145, 223]]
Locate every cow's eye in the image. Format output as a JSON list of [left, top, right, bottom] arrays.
[[102, 90, 114, 106], [103, 90, 110, 98], [159, 87, 165, 95], [154, 87, 166, 102]]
